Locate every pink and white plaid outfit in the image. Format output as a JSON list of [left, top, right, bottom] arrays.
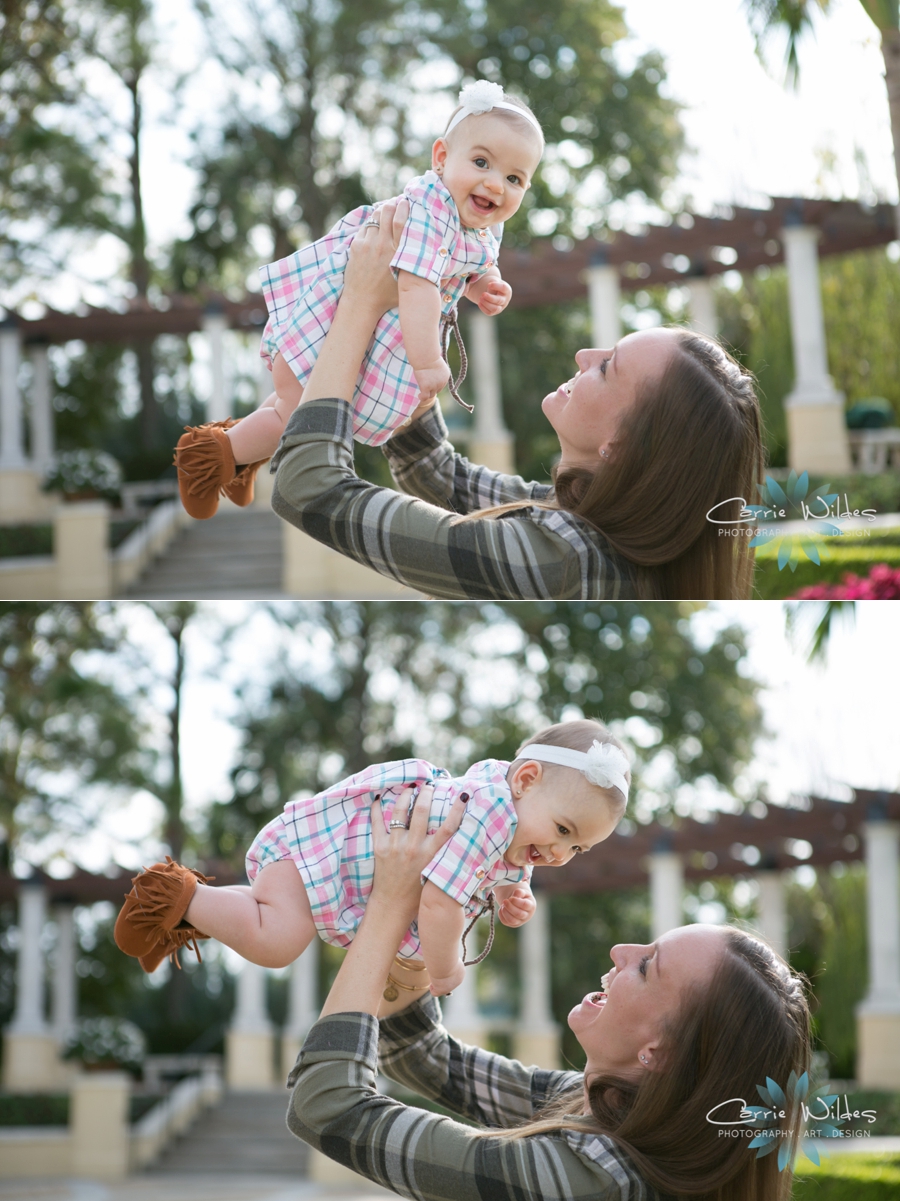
[[258, 171, 502, 446], [245, 757, 529, 960]]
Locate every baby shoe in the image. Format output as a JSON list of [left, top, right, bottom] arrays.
[[224, 457, 270, 508], [138, 922, 211, 974], [115, 857, 215, 971], [174, 420, 239, 519]]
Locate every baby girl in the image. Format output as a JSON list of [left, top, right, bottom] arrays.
[[174, 80, 544, 519], [114, 720, 629, 996]]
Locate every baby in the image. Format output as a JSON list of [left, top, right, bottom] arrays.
[[114, 720, 629, 996], [174, 80, 545, 519]]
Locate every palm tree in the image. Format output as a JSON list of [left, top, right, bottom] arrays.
[[744, 0, 900, 238]]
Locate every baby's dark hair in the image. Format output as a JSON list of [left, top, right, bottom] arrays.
[[444, 89, 544, 148], [511, 719, 629, 812]]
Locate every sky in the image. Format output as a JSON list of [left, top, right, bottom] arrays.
[[13, 0, 895, 315], [47, 599, 900, 877]]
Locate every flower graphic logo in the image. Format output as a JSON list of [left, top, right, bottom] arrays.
[[743, 1071, 844, 1171], [746, 471, 842, 572]]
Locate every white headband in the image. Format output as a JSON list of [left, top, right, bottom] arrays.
[[445, 79, 543, 141], [517, 740, 630, 800]]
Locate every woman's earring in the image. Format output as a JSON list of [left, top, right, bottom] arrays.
[[640, 1054, 648, 1064], [600, 449, 609, 460]]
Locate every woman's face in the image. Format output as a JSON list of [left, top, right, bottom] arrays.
[[541, 328, 681, 471], [568, 924, 727, 1085]]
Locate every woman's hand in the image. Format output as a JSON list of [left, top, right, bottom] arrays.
[[344, 198, 409, 317], [369, 782, 466, 923]]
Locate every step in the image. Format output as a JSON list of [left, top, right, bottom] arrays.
[[148, 1090, 310, 1175], [124, 507, 286, 598]]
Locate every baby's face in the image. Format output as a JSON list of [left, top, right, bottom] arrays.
[[504, 780, 620, 870], [432, 112, 543, 230]]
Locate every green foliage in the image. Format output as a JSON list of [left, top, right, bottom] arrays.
[[208, 601, 761, 866], [0, 603, 152, 870], [754, 535, 900, 598], [793, 1153, 900, 1199], [717, 250, 900, 467], [785, 866, 868, 1079], [742, 0, 832, 88], [0, 1094, 69, 1126], [0, 525, 53, 559], [172, 0, 684, 288]]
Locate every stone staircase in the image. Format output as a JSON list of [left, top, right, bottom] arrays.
[[147, 1090, 310, 1175], [123, 505, 286, 598]]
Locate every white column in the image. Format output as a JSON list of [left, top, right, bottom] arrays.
[[29, 344, 54, 474], [9, 882, 49, 1034], [861, 822, 900, 1010], [513, 898, 559, 1067], [0, 319, 26, 469], [281, 940, 319, 1078], [226, 960, 275, 1089], [468, 312, 513, 473], [648, 850, 683, 940], [51, 905, 78, 1044], [754, 871, 787, 959], [585, 262, 621, 348], [3, 880, 60, 1091], [203, 306, 229, 423], [686, 277, 718, 339], [856, 820, 900, 1088], [781, 222, 850, 473]]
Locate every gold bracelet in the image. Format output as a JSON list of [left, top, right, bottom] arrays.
[[383, 973, 430, 1002], [394, 956, 428, 972]]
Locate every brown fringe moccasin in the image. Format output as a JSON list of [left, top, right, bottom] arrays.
[[174, 420, 239, 519], [224, 457, 270, 508], [115, 857, 215, 973]]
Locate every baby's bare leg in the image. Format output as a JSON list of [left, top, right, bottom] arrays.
[[226, 354, 303, 464], [185, 859, 315, 968]]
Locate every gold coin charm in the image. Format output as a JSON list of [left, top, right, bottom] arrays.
[[383, 982, 399, 1002]]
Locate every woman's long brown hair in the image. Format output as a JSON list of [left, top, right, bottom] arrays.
[[462, 331, 765, 600], [485, 929, 811, 1201]]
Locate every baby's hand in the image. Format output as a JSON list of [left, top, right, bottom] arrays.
[[412, 359, 451, 402], [429, 961, 466, 996], [476, 278, 512, 317], [498, 887, 536, 928]]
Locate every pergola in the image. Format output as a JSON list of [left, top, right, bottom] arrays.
[[4, 784, 899, 1090], [0, 194, 894, 526]]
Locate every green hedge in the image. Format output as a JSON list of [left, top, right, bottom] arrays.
[[0, 520, 140, 558], [753, 532, 900, 598], [0, 1092, 160, 1125], [793, 1154, 900, 1198]]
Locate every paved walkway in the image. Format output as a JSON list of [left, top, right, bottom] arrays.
[[0, 1179, 394, 1201]]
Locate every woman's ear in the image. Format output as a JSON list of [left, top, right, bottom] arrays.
[[432, 137, 449, 174]]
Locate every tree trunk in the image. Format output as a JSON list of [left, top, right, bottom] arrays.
[[881, 27, 900, 240], [126, 65, 159, 444]]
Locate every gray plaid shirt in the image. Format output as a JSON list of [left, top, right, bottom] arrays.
[[270, 399, 635, 599], [285, 996, 658, 1201]]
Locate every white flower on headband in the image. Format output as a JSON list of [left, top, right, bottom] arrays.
[[583, 741, 630, 791], [458, 79, 505, 114]]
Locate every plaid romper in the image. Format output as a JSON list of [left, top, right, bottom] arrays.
[[245, 757, 530, 960], [258, 171, 503, 446]]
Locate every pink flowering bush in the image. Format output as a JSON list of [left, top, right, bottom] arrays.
[[792, 564, 900, 600]]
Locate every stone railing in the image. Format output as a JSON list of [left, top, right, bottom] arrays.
[[0, 497, 191, 599], [0, 1064, 223, 1181], [848, 429, 900, 474]]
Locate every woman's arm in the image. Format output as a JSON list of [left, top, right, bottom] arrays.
[[397, 272, 451, 400], [416, 881, 466, 995], [285, 788, 620, 1201]]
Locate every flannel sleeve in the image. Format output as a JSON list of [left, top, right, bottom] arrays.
[[285, 1007, 623, 1201], [270, 399, 598, 600]]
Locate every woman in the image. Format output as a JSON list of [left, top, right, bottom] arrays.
[[268, 201, 765, 600], [285, 783, 811, 1201]]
